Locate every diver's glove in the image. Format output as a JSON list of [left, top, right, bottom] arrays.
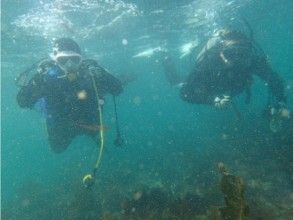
[[268, 102, 291, 133], [270, 102, 290, 118], [214, 95, 231, 109]]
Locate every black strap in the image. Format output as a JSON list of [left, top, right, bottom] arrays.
[[113, 96, 124, 147]]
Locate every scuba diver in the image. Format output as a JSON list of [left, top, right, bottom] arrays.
[[163, 29, 290, 125], [17, 38, 124, 153]]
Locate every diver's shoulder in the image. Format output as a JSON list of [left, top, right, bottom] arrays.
[[80, 59, 100, 68], [79, 59, 100, 74], [79, 59, 110, 76]]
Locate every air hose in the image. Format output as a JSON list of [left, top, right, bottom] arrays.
[[82, 72, 105, 188]]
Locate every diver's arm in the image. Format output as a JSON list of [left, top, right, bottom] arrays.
[[162, 55, 185, 86], [253, 56, 286, 104], [94, 66, 123, 96], [17, 73, 44, 108], [116, 73, 137, 88], [180, 71, 215, 105], [81, 59, 123, 96], [180, 85, 214, 105]]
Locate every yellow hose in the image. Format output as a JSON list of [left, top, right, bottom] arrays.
[[82, 71, 106, 188], [94, 102, 104, 170], [90, 73, 105, 172]]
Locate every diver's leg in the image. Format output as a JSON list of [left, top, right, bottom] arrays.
[[180, 82, 210, 104], [162, 54, 184, 86], [89, 134, 100, 146], [46, 123, 74, 153]]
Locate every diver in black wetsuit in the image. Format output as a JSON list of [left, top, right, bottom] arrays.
[[163, 29, 290, 120], [17, 38, 123, 153]]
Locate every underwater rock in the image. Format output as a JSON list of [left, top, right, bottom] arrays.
[[169, 192, 208, 218], [101, 212, 119, 220], [207, 206, 222, 220], [247, 196, 293, 220], [119, 186, 211, 220], [66, 187, 101, 220], [121, 187, 169, 216]]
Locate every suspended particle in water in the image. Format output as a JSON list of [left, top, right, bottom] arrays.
[[221, 133, 229, 140], [133, 96, 141, 106], [77, 90, 87, 100], [280, 108, 290, 118], [122, 38, 128, 45], [133, 191, 143, 200], [139, 163, 144, 170], [98, 99, 105, 106], [152, 94, 159, 101], [21, 199, 31, 208]]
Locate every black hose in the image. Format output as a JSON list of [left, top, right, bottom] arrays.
[[231, 100, 242, 121], [113, 96, 124, 147]]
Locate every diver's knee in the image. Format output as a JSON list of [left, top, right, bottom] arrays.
[[180, 92, 189, 101], [180, 90, 206, 104], [48, 137, 70, 153], [50, 144, 68, 154], [180, 87, 192, 102]]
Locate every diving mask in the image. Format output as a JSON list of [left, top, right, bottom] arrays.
[[54, 51, 82, 73]]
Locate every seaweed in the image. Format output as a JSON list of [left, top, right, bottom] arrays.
[[213, 162, 249, 220]]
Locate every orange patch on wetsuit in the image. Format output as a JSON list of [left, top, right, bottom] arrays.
[[76, 123, 109, 131]]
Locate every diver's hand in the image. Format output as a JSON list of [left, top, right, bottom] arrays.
[[117, 73, 138, 87], [214, 95, 231, 109], [174, 82, 186, 88], [268, 102, 291, 133], [270, 102, 291, 119]]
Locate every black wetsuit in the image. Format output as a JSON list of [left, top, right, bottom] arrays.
[[180, 31, 286, 105], [17, 59, 123, 153]]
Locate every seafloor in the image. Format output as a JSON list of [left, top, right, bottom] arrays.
[[2, 120, 292, 220]]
